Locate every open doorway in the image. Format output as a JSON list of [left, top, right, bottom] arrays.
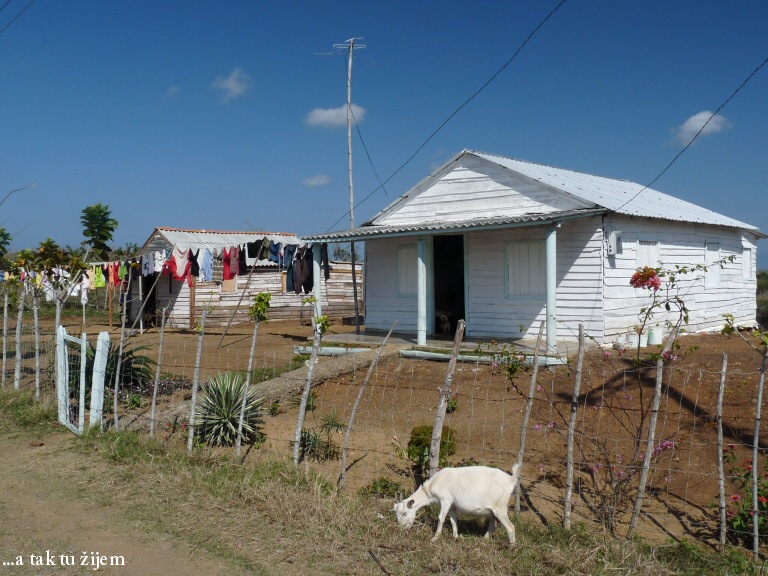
[[432, 235, 465, 338]]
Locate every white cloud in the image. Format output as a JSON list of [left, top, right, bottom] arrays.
[[302, 174, 331, 187], [212, 68, 251, 103], [165, 86, 180, 98], [305, 104, 366, 128], [672, 111, 732, 145]]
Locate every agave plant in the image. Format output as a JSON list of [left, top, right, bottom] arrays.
[[68, 342, 156, 407], [195, 372, 264, 446]]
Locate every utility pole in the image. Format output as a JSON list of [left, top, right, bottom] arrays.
[[333, 37, 365, 334]]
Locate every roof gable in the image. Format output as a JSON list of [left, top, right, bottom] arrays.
[[365, 150, 761, 234], [371, 153, 595, 227]]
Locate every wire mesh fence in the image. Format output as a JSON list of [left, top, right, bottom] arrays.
[[2, 318, 767, 554]]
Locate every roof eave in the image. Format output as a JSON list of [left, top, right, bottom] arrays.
[[306, 208, 608, 243]]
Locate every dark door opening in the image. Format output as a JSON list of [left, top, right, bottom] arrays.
[[432, 235, 465, 338]]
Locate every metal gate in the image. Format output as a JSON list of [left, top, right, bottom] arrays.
[[55, 326, 110, 434]]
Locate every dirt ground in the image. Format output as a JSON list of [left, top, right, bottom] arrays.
[[8, 316, 768, 559]]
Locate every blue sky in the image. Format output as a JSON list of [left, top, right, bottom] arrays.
[[1, 1, 767, 267]]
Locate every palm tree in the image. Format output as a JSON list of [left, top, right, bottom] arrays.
[[81, 203, 118, 261]]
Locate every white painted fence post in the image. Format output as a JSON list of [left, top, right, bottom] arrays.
[[55, 326, 68, 425], [90, 331, 110, 430], [77, 332, 87, 433]]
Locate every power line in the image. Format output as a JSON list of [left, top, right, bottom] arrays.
[[325, 0, 569, 232], [0, 0, 35, 37], [614, 54, 768, 213], [0, 0, 15, 14]]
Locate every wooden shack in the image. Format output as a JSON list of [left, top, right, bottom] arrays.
[[130, 227, 362, 329]]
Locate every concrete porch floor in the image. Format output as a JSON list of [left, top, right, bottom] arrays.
[[323, 329, 590, 358]]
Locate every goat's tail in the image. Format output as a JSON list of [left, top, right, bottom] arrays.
[[510, 462, 522, 485]]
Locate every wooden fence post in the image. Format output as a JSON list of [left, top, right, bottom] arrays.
[[149, 307, 168, 438], [751, 351, 768, 560], [716, 353, 728, 551], [627, 326, 679, 539], [339, 321, 397, 488], [293, 327, 322, 465], [515, 322, 545, 513], [429, 320, 465, 477], [563, 324, 586, 529], [187, 308, 208, 453]]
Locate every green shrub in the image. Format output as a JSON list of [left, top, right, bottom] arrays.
[[195, 372, 264, 446], [298, 409, 346, 462], [69, 342, 156, 402], [359, 477, 404, 498], [403, 425, 457, 475]]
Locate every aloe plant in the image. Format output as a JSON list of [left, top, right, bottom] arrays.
[[195, 371, 264, 446]]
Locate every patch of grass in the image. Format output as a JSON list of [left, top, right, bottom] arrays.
[[0, 388, 58, 433], [26, 428, 761, 576], [244, 355, 311, 384]]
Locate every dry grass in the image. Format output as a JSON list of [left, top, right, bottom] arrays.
[[1, 389, 765, 575], [61, 426, 761, 576]]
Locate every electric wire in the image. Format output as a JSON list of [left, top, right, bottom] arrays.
[[614, 54, 768, 214], [325, 0, 569, 232], [0, 0, 15, 14], [338, 50, 389, 202], [0, 0, 35, 37]]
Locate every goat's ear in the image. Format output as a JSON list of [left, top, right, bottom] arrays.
[[407, 499, 415, 509]]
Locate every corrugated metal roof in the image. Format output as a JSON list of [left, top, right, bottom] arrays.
[[303, 209, 606, 242], [138, 227, 300, 265], [469, 150, 761, 232]]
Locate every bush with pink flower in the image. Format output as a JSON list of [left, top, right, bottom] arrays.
[[722, 444, 768, 545]]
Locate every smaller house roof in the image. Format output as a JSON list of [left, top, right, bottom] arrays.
[[138, 227, 300, 264]]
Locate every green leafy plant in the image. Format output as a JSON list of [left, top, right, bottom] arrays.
[[249, 292, 271, 322], [269, 400, 280, 417], [81, 203, 118, 260], [195, 372, 265, 446], [722, 444, 768, 546], [68, 342, 156, 407], [298, 409, 347, 462], [397, 425, 457, 476], [124, 393, 142, 410], [359, 477, 404, 498], [475, 342, 529, 382], [290, 390, 316, 415], [445, 393, 458, 413]]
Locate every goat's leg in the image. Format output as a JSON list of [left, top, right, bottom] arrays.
[[494, 510, 516, 545], [449, 509, 459, 538], [484, 515, 497, 539], [431, 505, 450, 542]]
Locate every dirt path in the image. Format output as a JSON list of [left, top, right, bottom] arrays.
[[0, 433, 257, 576]]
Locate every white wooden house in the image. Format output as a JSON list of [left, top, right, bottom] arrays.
[[304, 150, 763, 349], [130, 227, 362, 329]]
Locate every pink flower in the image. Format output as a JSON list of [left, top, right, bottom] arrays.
[[533, 424, 542, 431], [536, 385, 543, 392], [547, 421, 556, 429], [731, 494, 742, 502], [630, 266, 662, 291], [603, 350, 611, 358]]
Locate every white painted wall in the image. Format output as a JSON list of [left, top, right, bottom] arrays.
[[465, 219, 604, 341], [364, 237, 419, 333], [375, 156, 592, 226], [602, 216, 757, 341]]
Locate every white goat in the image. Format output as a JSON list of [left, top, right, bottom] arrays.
[[393, 464, 522, 545]]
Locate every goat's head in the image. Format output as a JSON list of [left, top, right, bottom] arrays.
[[392, 498, 417, 528]]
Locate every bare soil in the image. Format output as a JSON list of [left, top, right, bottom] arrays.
[[4, 316, 768, 567]]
